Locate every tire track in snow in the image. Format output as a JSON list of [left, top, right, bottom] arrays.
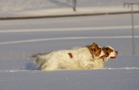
[[0, 25, 139, 33], [0, 36, 139, 45]]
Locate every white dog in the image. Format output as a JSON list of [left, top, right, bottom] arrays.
[[33, 43, 105, 71]]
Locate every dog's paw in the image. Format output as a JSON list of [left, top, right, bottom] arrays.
[[84, 63, 94, 70], [41, 68, 46, 71]]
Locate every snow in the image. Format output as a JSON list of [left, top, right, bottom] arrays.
[[0, 56, 139, 90], [0, 0, 139, 16], [0, 34, 139, 90], [0, 9, 139, 90]]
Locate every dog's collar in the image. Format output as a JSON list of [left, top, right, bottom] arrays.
[[86, 45, 94, 58]]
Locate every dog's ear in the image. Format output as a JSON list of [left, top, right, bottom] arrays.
[[90, 42, 98, 49], [92, 42, 97, 47], [90, 42, 98, 53]]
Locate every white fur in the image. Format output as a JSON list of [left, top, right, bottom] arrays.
[[82, 58, 104, 69], [33, 47, 104, 71]]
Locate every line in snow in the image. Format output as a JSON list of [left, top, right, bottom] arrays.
[[0, 25, 139, 33], [102, 67, 139, 70], [0, 70, 40, 73], [0, 67, 139, 73], [0, 36, 139, 45]]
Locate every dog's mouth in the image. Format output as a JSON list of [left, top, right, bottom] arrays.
[[110, 51, 118, 59], [100, 55, 105, 58], [110, 57, 116, 59]]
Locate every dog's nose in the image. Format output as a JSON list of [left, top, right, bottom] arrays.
[[115, 51, 118, 55]]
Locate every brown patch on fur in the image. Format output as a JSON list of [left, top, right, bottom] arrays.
[[102, 47, 113, 57], [89, 42, 101, 57], [96, 49, 101, 56], [68, 53, 73, 58]]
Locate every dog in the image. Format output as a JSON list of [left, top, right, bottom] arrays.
[[32, 42, 105, 71], [102, 46, 118, 61], [86, 46, 118, 69]]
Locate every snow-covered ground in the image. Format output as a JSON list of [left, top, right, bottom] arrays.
[[0, 0, 139, 16], [0, 13, 139, 90], [0, 56, 139, 90]]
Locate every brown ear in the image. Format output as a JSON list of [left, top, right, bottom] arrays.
[[91, 42, 98, 47], [90, 42, 98, 53], [92, 42, 97, 46]]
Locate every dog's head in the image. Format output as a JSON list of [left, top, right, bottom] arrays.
[[102, 46, 118, 61], [89, 42, 104, 59]]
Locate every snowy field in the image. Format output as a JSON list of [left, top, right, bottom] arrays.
[[0, 13, 139, 90], [0, 0, 139, 16]]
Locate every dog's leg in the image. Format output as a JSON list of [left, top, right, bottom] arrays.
[[83, 62, 95, 70], [41, 59, 59, 71], [32, 60, 41, 67], [41, 64, 48, 71], [32, 60, 37, 64], [32, 58, 45, 67]]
